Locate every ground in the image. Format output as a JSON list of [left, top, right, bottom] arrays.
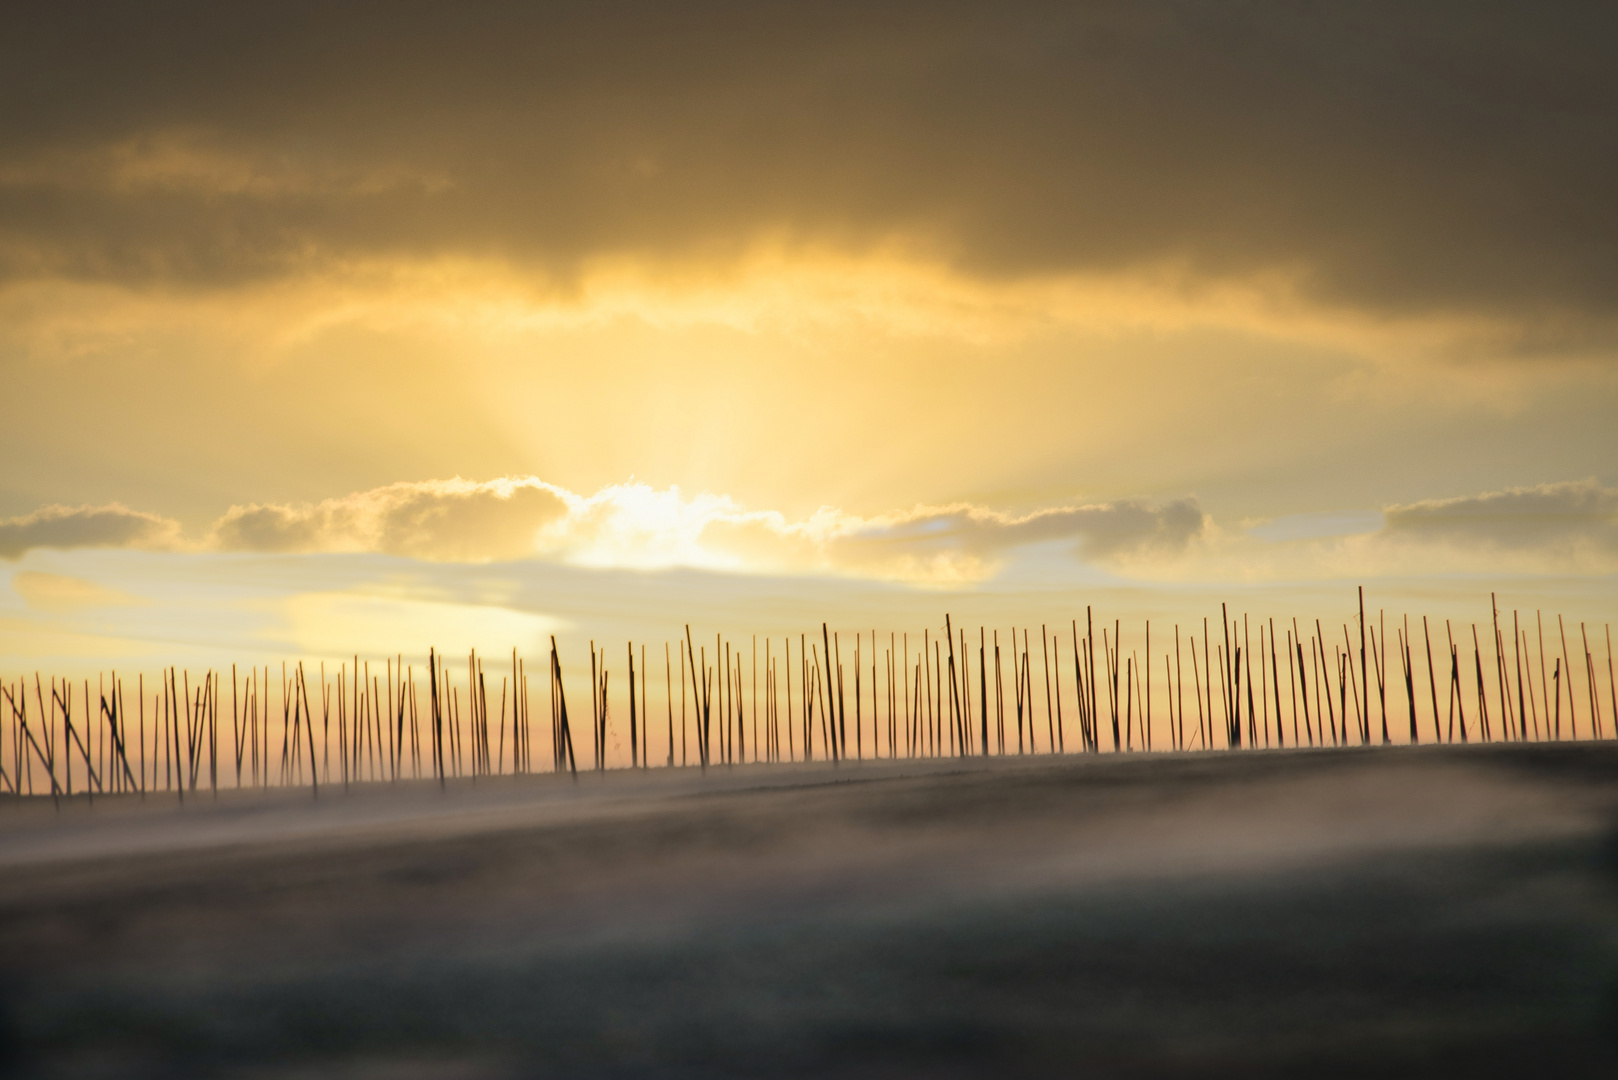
[[1, 744, 1616, 1077]]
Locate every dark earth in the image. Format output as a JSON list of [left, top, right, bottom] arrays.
[[1, 744, 1615, 1077]]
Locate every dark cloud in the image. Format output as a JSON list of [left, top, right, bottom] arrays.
[[1383, 479, 1618, 552], [0, 503, 180, 559], [2, 2, 1616, 334]]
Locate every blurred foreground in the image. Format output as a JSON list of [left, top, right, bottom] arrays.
[[0, 745, 1615, 1077]]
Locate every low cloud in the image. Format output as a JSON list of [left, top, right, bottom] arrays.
[[0, 503, 180, 559], [21, 476, 1618, 583], [210, 478, 571, 561], [0, 476, 1207, 584], [1384, 479, 1618, 553], [213, 477, 1206, 584], [1184, 480, 1618, 583], [705, 499, 1206, 583]]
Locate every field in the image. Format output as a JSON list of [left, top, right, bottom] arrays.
[[1, 742, 1615, 1077]]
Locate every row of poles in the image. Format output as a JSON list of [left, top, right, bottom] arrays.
[[2, 591, 1614, 804]]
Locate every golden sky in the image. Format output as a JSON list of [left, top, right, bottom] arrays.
[[3, 2, 1616, 669]]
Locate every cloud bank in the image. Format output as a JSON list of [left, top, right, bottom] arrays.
[[6, 477, 1616, 583], [1, 477, 1203, 583], [3, 2, 1617, 344], [210, 478, 1206, 583]]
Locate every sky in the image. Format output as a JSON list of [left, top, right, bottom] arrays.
[[2, 2, 1616, 706]]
